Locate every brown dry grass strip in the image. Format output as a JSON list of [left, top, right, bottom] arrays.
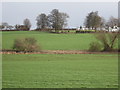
[[0, 50, 119, 54]]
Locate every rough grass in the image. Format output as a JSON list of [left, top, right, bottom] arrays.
[[2, 31, 96, 50], [2, 54, 118, 88], [2, 31, 118, 51]]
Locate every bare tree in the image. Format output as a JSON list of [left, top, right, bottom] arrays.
[[36, 13, 48, 29], [48, 9, 69, 32], [84, 11, 102, 31], [0, 25, 5, 30], [23, 18, 31, 30], [59, 12, 69, 29], [106, 16, 118, 28], [2, 22, 9, 30], [100, 17, 106, 30]]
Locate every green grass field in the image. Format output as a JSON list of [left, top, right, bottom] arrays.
[[2, 54, 118, 88], [2, 31, 118, 88], [2, 31, 96, 50]]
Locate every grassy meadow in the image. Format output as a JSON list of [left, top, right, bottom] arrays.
[[2, 31, 96, 50], [2, 54, 118, 88], [1, 31, 118, 88]]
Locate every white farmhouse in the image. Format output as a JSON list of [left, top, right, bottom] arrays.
[[108, 25, 119, 32]]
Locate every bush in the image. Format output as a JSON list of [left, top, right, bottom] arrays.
[[95, 32, 118, 51], [89, 42, 101, 52], [13, 37, 40, 52]]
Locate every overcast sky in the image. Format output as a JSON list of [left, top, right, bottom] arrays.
[[1, 2, 118, 29]]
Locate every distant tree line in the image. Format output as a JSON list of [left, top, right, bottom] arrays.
[[0, 9, 69, 32], [84, 11, 119, 31], [0, 18, 31, 31], [36, 9, 69, 32], [0, 10, 119, 32]]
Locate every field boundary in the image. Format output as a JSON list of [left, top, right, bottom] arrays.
[[0, 50, 119, 54]]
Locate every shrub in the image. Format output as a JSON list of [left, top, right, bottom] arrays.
[[89, 42, 101, 52], [95, 32, 118, 51], [13, 37, 40, 52]]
